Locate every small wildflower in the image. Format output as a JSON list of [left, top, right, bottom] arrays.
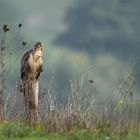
[[50, 105, 55, 111], [111, 132, 115, 135], [118, 99, 123, 106], [2, 120, 8, 124], [3, 24, 10, 32], [93, 128, 97, 133], [70, 129, 73, 134], [114, 108, 118, 112], [105, 136, 110, 140]]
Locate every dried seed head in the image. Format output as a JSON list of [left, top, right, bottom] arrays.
[[88, 80, 94, 84], [18, 23, 22, 28], [22, 42, 27, 46], [3, 24, 10, 32]]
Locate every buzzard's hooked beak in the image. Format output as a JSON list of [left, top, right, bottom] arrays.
[[39, 43, 43, 51], [39, 45, 43, 51]]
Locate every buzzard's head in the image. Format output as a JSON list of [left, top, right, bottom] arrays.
[[33, 42, 44, 58], [34, 42, 43, 51]]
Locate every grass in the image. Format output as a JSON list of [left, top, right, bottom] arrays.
[[0, 121, 140, 140], [1, 130, 140, 140], [0, 72, 139, 139]]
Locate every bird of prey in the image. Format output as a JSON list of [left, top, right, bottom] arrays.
[[21, 42, 43, 84]]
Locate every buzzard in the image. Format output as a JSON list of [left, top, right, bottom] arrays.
[[21, 42, 43, 83]]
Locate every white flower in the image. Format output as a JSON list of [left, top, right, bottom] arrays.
[[50, 105, 55, 111]]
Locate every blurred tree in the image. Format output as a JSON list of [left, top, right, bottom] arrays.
[[54, 0, 140, 58], [54, 0, 140, 88]]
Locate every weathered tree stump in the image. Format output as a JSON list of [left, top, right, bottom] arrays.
[[23, 79, 39, 124]]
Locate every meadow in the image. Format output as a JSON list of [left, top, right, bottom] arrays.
[[0, 121, 140, 140], [0, 24, 140, 140]]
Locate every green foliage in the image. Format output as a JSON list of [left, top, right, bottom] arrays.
[[0, 121, 45, 138], [0, 121, 140, 140], [96, 120, 111, 136], [1, 128, 140, 140]]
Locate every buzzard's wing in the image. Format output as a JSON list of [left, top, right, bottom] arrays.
[[36, 64, 43, 80], [21, 46, 43, 81], [21, 50, 33, 80]]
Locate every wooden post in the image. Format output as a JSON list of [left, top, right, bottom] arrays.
[[23, 79, 39, 124]]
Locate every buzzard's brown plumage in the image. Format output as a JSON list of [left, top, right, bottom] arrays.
[[21, 42, 43, 82]]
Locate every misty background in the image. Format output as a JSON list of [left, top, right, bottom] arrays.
[[0, 0, 140, 103]]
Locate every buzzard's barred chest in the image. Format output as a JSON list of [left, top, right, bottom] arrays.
[[32, 50, 42, 75], [21, 43, 43, 81]]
